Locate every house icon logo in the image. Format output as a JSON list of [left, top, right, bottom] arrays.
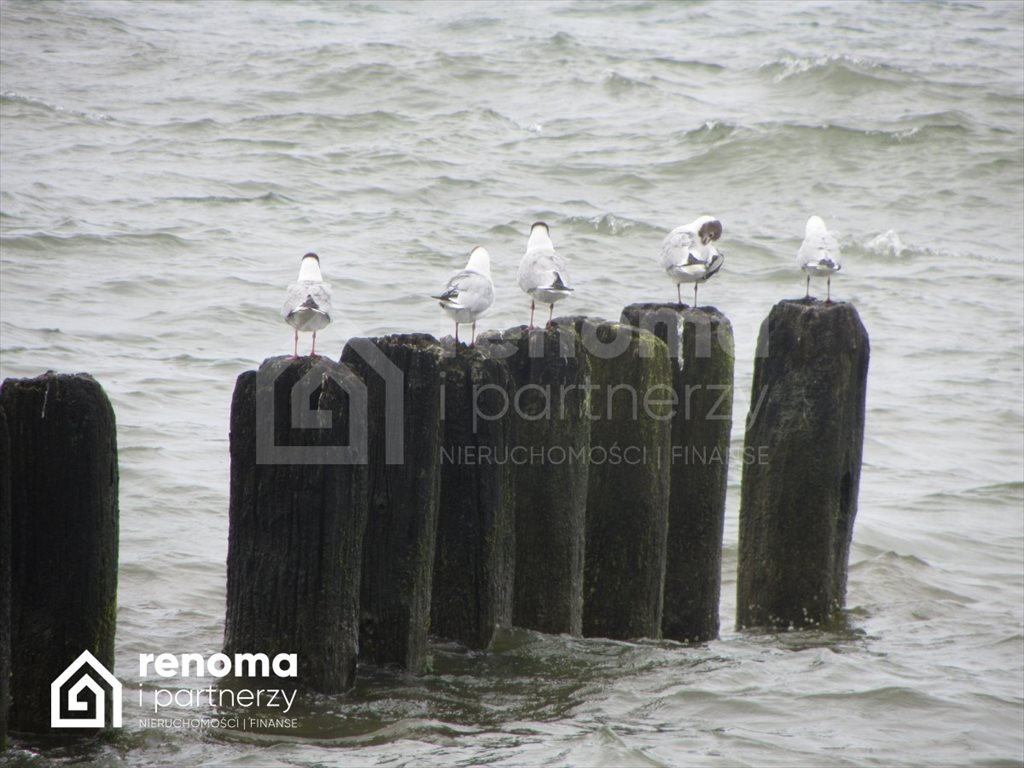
[[50, 650, 122, 728]]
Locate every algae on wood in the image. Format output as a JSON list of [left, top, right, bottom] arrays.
[[565, 317, 672, 640], [736, 299, 869, 629], [621, 304, 734, 642], [1, 373, 119, 731], [432, 344, 515, 649], [225, 356, 367, 692], [341, 334, 444, 672], [478, 325, 590, 636]]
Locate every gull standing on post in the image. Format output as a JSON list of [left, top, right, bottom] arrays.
[[432, 246, 494, 345], [517, 221, 573, 328], [658, 215, 724, 307], [282, 252, 332, 357], [797, 215, 841, 301]]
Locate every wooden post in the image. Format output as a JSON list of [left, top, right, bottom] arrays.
[[0, 407, 10, 749], [225, 355, 368, 693], [431, 345, 515, 649], [477, 325, 590, 636], [564, 317, 672, 640], [737, 299, 869, 629], [621, 304, 734, 642], [340, 334, 444, 672], [1, 373, 119, 732]]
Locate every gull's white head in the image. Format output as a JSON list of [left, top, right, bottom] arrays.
[[805, 215, 828, 236], [527, 221, 553, 251], [465, 245, 491, 276], [297, 251, 323, 282]]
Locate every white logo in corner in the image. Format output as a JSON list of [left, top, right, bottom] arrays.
[[51, 649, 122, 728]]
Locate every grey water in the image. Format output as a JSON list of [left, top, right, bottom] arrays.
[[1, 0, 1022, 765]]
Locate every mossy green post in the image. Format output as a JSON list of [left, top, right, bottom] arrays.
[[478, 324, 590, 636], [736, 300, 869, 629], [341, 334, 444, 672], [1, 373, 119, 732], [225, 356, 368, 693], [621, 304, 735, 642], [0, 407, 10, 749], [564, 317, 672, 640], [432, 345, 515, 649]]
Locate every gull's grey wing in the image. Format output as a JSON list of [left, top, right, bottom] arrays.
[[518, 247, 570, 292], [439, 269, 494, 313], [283, 280, 333, 319], [659, 226, 700, 270]]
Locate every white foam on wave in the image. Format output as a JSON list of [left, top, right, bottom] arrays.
[[866, 229, 906, 258]]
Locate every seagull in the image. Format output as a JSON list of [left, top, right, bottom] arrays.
[[797, 215, 841, 301], [517, 221, 573, 327], [432, 245, 494, 345], [282, 252, 332, 357], [658, 215, 724, 307]]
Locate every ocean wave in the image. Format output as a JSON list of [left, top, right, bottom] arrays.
[[865, 230, 907, 259], [160, 191, 294, 205], [0, 230, 192, 252], [759, 54, 920, 89], [236, 109, 416, 133], [670, 120, 739, 145], [562, 212, 660, 237], [650, 56, 726, 73], [1, 90, 113, 123], [601, 70, 655, 94]]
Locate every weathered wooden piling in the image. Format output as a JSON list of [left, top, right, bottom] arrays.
[[0, 407, 11, 748], [340, 334, 444, 672], [225, 356, 367, 693], [736, 299, 869, 629], [621, 304, 734, 642], [564, 317, 672, 640], [1, 373, 119, 732], [477, 324, 590, 636], [431, 345, 515, 650]]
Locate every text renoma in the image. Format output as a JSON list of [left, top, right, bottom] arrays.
[[139, 652, 298, 715]]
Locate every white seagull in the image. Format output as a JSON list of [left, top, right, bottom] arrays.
[[517, 221, 573, 327], [282, 252, 332, 357], [432, 245, 495, 345], [659, 215, 724, 307], [797, 215, 841, 301]]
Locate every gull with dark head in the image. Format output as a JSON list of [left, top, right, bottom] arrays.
[[432, 245, 494, 345], [517, 221, 573, 327], [659, 215, 724, 306], [282, 252, 332, 357], [797, 215, 841, 301]]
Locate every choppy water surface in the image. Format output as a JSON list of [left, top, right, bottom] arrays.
[[1, 1, 1022, 765]]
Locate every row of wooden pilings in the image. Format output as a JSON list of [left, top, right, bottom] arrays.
[[0, 298, 869, 739]]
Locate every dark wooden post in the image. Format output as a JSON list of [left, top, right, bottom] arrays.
[[737, 299, 869, 629], [477, 325, 590, 636], [340, 334, 444, 672], [431, 345, 515, 649], [1, 373, 119, 732], [621, 304, 734, 642], [564, 317, 672, 640], [225, 355, 368, 693], [0, 407, 11, 749]]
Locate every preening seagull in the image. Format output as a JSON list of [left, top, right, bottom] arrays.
[[658, 215, 724, 306], [432, 245, 494, 345], [797, 215, 841, 301], [282, 252, 332, 357], [517, 221, 573, 327]]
